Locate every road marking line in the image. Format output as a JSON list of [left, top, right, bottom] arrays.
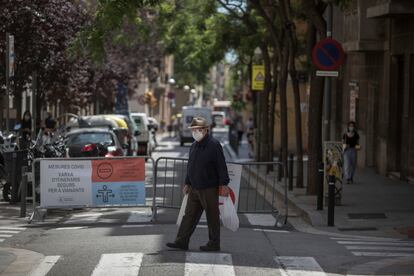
[[338, 241, 414, 246], [196, 225, 208, 228], [54, 226, 88, 231], [185, 252, 235, 276], [127, 210, 152, 223], [245, 214, 276, 227], [352, 252, 414, 257], [253, 228, 289, 233], [72, 213, 103, 217], [274, 256, 326, 276], [0, 239, 4, 242], [91, 253, 143, 276], [121, 224, 154, 228], [0, 230, 20, 234], [29, 255, 61, 276], [0, 234, 13, 238], [330, 237, 398, 241], [346, 246, 414, 251]]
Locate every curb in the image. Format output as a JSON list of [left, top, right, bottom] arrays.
[[0, 247, 44, 276]]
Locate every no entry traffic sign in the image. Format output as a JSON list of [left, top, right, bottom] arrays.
[[312, 38, 345, 71]]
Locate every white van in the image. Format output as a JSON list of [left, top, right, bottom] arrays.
[[179, 106, 213, 146]]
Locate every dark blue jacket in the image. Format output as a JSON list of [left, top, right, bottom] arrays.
[[185, 134, 230, 189]]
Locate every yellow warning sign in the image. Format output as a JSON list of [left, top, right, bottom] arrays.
[[252, 65, 265, 91]]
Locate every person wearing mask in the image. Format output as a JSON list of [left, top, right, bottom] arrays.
[[20, 111, 32, 149], [342, 121, 360, 184], [166, 117, 230, 252]]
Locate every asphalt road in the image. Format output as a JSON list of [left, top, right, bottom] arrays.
[[1, 132, 413, 275]]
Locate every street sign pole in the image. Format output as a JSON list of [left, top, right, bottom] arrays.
[[5, 33, 10, 133], [323, 3, 333, 142]]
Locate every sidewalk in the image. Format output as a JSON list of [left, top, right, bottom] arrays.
[[225, 139, 414, 239]]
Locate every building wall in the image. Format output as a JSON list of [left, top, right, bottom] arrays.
[[336, 0, 414, 181]]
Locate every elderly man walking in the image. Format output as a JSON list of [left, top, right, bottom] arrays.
[[166, 117, 230, 252]]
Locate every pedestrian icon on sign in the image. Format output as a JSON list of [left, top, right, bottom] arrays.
[[255, 72, 264, 81], [96, 185, 115, 203]]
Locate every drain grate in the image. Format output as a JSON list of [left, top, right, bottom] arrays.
[[338, 227, 378, 231], [347, 213, 387, 219]]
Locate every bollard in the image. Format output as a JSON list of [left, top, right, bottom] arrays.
[[317, 162, 324, 210], [288, 154, 294, 191], [20, 166, 27, 217], [10, 152, 18, 203], [327, 175, 335, 226]]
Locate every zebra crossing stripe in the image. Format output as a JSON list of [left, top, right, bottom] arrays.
[[0, 230, 20, 234], [185, 252, 235, 276], [29, 255, 61, 276], [0, 226, 25, 230], [0, 239, 4, 242], [0, 234, 13, 238], [127, 210, 152, 223], [91, 253, 143, 276], [274, 256, 326, 276], [346, 245, 414, 251], [352, 252, 414, 257]]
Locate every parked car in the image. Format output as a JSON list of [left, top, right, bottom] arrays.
[[66, 115, 132, 155], [105, 114, 139, 156], [64, 128, 125, 158], [130, 113, 152, 156], [179, 106, 213, 146]]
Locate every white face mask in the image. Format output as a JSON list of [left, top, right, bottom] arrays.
[[348, 127, 354, 132], [192, 130, 205, 142]]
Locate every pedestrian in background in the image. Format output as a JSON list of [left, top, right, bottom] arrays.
[[20, 110, 32, 149], [246, 117, 254, 158], [342, 121, 360, 184], [236, 117, 245, 146], [166, 117, 230, 252]]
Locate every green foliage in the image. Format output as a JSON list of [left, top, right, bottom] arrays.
[[158, 0, 228, 85], [70, 0, 159, 62]]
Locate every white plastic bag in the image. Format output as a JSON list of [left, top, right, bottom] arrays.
[[176, 194, 188, 226], [219, 196, 239, 232]]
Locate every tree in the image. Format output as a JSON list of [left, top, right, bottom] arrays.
[[0, 0, 92, 127]]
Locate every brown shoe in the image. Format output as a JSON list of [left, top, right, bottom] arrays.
[[166, 242, 188, 250]]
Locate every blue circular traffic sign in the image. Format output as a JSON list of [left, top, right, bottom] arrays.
[[312, 38, 345, 70]]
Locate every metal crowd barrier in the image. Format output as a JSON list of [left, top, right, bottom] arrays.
[[29, 156, 154, 223], [152, 157, 288, 226]]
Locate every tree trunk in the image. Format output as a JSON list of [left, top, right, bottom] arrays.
[[283, 0, 304, 188], [269, 54, 278, 162], [259, 44, 272, 162], [279, 47, 289, 172]]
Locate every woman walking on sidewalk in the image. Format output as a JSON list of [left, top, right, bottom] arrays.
[[342, 121, 360, 184]]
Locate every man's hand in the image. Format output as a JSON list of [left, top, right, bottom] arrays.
[[219, 185, 230, 197], [183, 184, 190, 195]]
